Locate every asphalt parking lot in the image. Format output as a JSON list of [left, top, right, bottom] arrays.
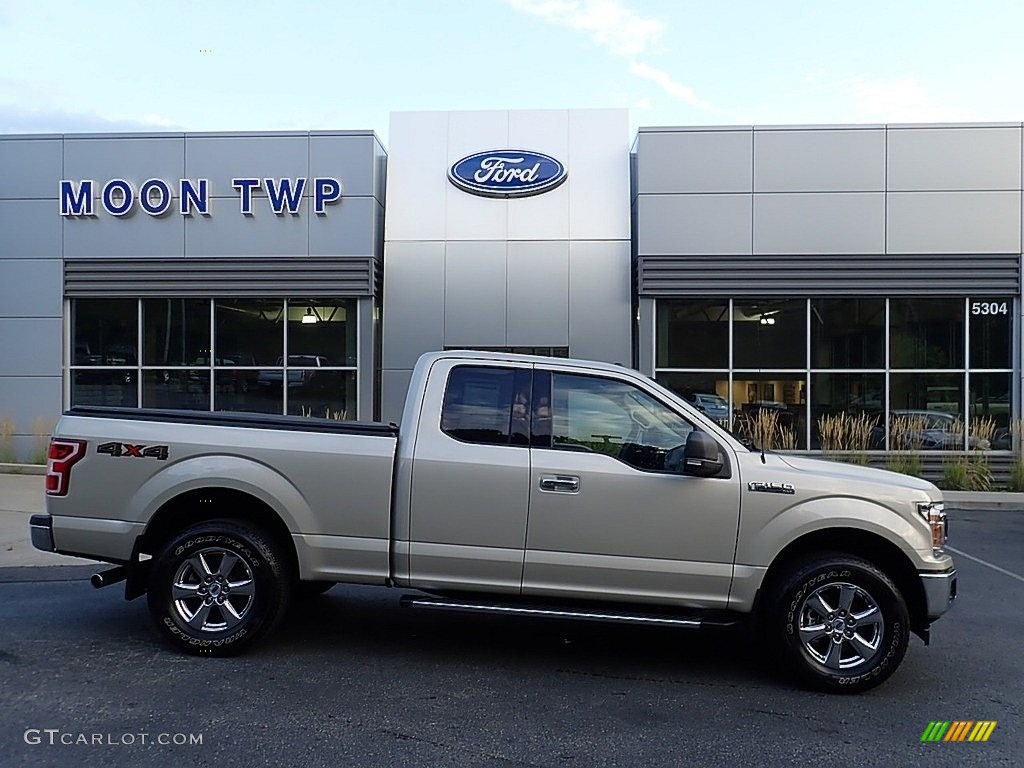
[[0, 509, 1021, 768]]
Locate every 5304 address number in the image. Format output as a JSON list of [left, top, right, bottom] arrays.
[[971, 301, 1008, 316]]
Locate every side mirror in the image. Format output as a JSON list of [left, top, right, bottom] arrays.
[[681, 431, 723, 478]]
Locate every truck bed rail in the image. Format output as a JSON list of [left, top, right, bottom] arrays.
[[65, 406, 399, 437]]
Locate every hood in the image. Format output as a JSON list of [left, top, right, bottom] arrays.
[[775, 454, 939, 495]]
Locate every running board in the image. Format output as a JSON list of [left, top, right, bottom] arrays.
[[400, 596, 735, 629]]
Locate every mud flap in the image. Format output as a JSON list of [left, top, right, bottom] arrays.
[[124, 535, 152, 601]]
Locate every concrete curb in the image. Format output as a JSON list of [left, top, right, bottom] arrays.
[[943, 491, 1024, 511], [0, 463, 45, 475]]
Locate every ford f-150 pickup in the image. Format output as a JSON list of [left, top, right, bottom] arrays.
[[30, 351, 957, 692]]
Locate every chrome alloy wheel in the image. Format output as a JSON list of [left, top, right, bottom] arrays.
[[171, 548, 255, 633], [797, 581, 885, 671]]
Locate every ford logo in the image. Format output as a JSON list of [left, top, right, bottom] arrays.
[[448, 150, 567, 198]]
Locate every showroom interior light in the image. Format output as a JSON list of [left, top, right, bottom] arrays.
[[302, 307, 318, 324]]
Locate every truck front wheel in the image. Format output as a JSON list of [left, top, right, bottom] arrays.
[[770, 554, 910, 693], [147, 519, 292, 655]]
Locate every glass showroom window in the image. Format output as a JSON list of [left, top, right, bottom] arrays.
[[656, 300, 730, 430], [283, 300, 358, 420], [69, 298, 359, 419], [656, 299, 809, 449], [810, 299, 885, 450], [213, 299, 285, 414], [142, 298, 211, 412], [70, 299, 139, 408], [654, 297, 1015, 452], [732, 299, 807, 449]]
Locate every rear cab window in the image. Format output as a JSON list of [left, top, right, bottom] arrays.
[[440, 365, 531, 446]]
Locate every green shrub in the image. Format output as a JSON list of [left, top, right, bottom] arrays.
[[887, 452, 922, 478], [0, 418, 14, 464], [941, 461, 968, 490], [1007, 461, 1024, 492], [941, 456, 993, 491], [31, 416, 55, 465]]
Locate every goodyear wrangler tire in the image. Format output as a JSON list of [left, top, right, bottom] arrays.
[[771, 554, 909, 693], [147, 519, 292, 656]]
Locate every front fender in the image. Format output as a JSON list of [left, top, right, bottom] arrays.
[[737, 495, 928, 570]]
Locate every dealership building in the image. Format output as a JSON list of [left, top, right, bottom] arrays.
[[1, 110, 1022, 465]]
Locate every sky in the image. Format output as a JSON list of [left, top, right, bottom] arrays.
[[1, 0, 1022, 143]]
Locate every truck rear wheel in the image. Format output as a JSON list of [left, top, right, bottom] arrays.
[[147, 519, 292, 655], [769, 554, 909, 693]]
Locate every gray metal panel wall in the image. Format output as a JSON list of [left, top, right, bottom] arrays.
[[381, 242, 446, 371], [64, 256, 376, 297], [382, 109, 631, 423], [0, 200, 63, 257], [635, 123, 1024, 296], [637, 129, 752, 193], [444, 241, 507, 346], [637, 253, 1020, 296], [0, 136, 64, 461], [57, 130, 386, 286], [754, 128, 885, 192], [506, 241, 570, 346], [569, 241, 633, 363]]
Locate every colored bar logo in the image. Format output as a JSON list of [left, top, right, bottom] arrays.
[[921, 721, 997, 742]]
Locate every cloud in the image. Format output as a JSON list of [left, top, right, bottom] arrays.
[[848, 76, 981, 123], [506, 0, 713, 111], [0, 104, 183, 134], [506, 0, 663, 57], [628, 60, 713, 111]]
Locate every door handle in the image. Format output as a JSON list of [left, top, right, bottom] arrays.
[[539, 474, 580, 493]]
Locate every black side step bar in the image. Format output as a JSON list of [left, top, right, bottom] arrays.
[[401, 596, 737, 629]]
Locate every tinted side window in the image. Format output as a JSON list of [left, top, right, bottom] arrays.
[[441, 366, 530, 446], [550, 373, 695, 472]]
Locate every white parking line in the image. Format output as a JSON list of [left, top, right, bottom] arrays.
[[947, 546, 1024, 584]]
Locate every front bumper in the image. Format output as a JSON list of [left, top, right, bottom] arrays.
[[920, 568, 957, 620], [29, 514, 55, 552]]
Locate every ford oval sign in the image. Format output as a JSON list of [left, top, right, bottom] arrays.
[[448, 150, 567, 198]]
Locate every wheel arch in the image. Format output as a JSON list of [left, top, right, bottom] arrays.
[[127, 487, 298, 599], [755, 527, 929, 640]]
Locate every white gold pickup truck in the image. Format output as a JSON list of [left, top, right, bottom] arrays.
[[31, 351, 956, 692]]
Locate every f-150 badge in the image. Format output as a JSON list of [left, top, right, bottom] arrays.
[[747, 481, 795, 495]]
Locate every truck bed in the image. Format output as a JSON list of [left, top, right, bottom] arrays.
[[46, 406, 400, 582]]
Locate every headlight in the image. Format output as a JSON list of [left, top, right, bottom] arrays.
[[918, 502, 948, 554]]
